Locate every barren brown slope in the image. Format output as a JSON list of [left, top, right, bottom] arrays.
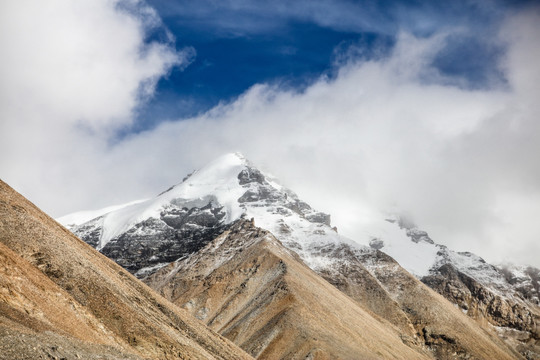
[[0, 180, 252, 360], [146, 219, 433, 360], [311, 243, 522, 359], [0, 241, 143, 360]]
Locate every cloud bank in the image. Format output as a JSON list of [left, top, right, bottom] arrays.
[[1, 1, 539, 267], [0, 0, 191, 208]]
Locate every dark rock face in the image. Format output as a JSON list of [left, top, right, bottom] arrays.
[[74, 221, 102, 248], [238, 187, 282, 203], [423, 264, 536, 331], [237, 165, 331, 226], [76, 203, 229, 277], [305, 212, 331, 226], [393, 217, 435, 244], [238, 168, 265, 185], [405, 228, 434, 244], [161, 203, 226, 229], [102, 224, 228, 276], [369, 238, 384, 250], [420, 326, 467, 359]]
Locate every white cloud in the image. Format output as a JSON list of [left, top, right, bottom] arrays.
[[0, 0, 188, 130], [0, 0, 190, 206], [1, 2, 539, 267]]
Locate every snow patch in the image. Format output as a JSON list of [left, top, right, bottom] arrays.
[[355, 218, 439, 277]]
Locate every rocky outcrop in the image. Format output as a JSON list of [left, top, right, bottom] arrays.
[[235, 165, 331, 226], [384, 216, 540, 359], [423, 264, 535, 330], [500, 265, 540, 306]]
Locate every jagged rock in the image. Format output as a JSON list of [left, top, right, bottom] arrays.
[[305, 212, 331, 226], [369, 237, 384, 250], [500, 265, 540, 305], [79, 204, 229, 275], [237, 168, 265, 185]]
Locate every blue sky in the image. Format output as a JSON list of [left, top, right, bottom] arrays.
[[1, 0, 540, 266], [131, 0, 521, 133]]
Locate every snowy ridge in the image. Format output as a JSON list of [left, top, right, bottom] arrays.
[[498, 263, 540, 305], [67, 153, 245, 250], [99, 153, 247, 248], [356, 217, 439, 277], [57, 199, 147, 229]]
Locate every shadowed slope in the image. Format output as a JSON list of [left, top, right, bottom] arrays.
[[146, 219, 433, 360], [0, 180, 252, 360]]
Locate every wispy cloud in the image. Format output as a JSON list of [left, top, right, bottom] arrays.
[[148, 0, 507, 37]]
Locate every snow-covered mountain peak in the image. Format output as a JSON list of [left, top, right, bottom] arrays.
[[158, 152, 248, 196], [58, 154, 540, 358], [66, 153, 358, 270], [87, 153, 251, 249], [57, 199, 148, 228], [65, 153, 535, 299], [58, 153, 248, 230]]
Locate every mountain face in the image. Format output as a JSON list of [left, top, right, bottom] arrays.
[[0, 180, 252, 360], [64, 153, 539, 359]]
